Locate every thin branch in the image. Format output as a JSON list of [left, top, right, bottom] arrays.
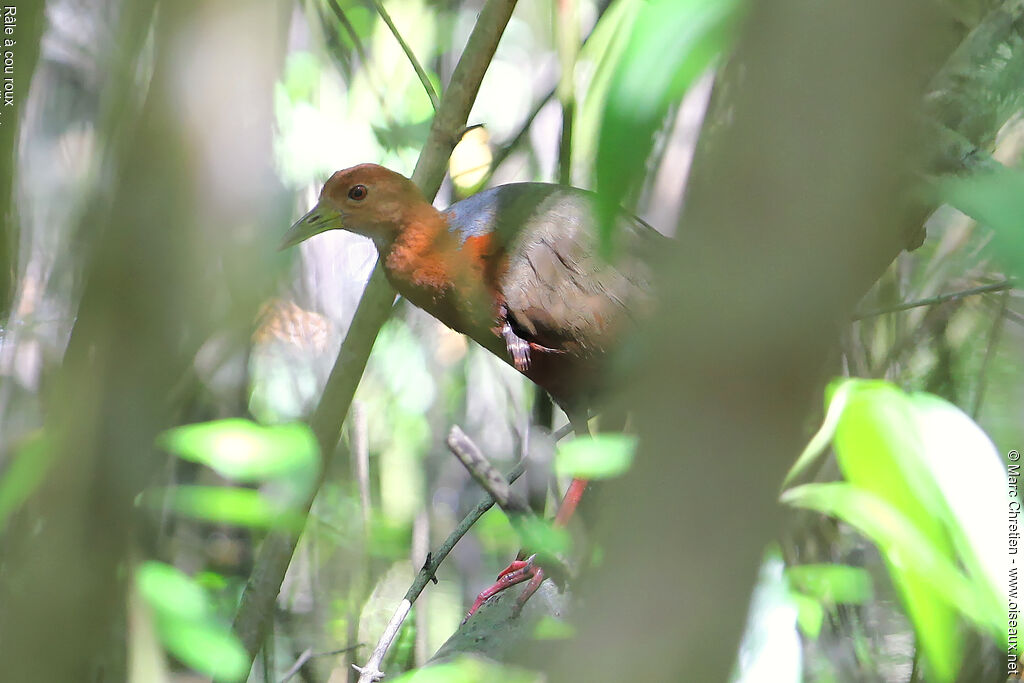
[[355, 462, 527, 683], [282, 645, 361, 683], [229, 0, 519, 676], [326, 0, 372, 65], [447, 425, 530, 513], [369, 0, 440, 112], [851, 279, 1014, 320], [972, 288, 1009, 418]]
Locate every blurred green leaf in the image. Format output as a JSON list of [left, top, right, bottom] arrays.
[[136, 561, 209, 623], [937, 168, 1024, 277], [157, 616, 249, 682], [595, 0, 744, 256], [157, 419, 318, 493], [389, 655, 536, 683], [785, 564, 873, 605], [789, 591, 824, 640], [136, 562, 248, 682], [555, 433, 637, 480], [906, 392, 1007, 636], [0, 431, 52, 527], [783, 379, 853, 486], [152, 485, 303, 530], [783, 482, 997, 681], [532, 615, 575, 640], [514, 515, 572, 559]]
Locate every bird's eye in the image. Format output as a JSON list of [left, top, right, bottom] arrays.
[[348, 184, 368, 201]]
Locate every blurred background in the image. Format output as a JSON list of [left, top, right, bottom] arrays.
[[0, 0, 1021, 681]]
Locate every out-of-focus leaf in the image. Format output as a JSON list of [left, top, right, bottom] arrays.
[[789, 591, 824, 640], [0, 431, 52, 527], [135, 561, 248, 682], [514, 515, 571, 559], [830, 380, 962, 680], [136, 561, 209, 623], [785, 564, 873, 605], [783, 482, 1000, 680], [389, 655, 537, 683], [157, 419, 318, 494], [783, 379, 853, 486], [532, 616, 575, 640], [907, 392, 1007, 632], [157, 616, 249, 682], [595, 0, 744, 257], [151, 485, 303, 530], [555, 433, 637, 480], [937, 168, 1024, 277]]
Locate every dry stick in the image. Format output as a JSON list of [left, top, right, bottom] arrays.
[[851, 279, 1014, 320], [229, 0, 518, 673], [448, 425, 530, 512], [354, 421, 575, 682], [354, 462, 527, 683], [282, 645, 361, 683]]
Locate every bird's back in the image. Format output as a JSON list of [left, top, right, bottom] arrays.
[[444, 183, 664, 361]]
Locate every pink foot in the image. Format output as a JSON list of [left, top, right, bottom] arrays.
[[463, 554, 545, 623]]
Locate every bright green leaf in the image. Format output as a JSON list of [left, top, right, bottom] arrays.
[[514, 515, 572, 559], [136, 561, 209, 623], [937, 168, 1024, 277], [136, 561, 249, 682], [151, 485, 303, 530], [555, 433, 637, 480], [785, 564, 873, 605], [595, 0, 744, 256], [157, 419, 318, 493], [789, 591, 824, 640], [782, 482, 997, 681], [157, 615, 249, 682]]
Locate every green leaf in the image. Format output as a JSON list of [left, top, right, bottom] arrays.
[[783, 378, 853, 486], [532, 615, 576, 640], [906, 392, 1008, 640], [157, 616, 249, 682], [158, 419, 318, 493], [0, 431, 52, 527], [150, 485, 303, 530], [937, 168, 1024, 277], [135, 561, 249, 682], [555, 433, 637, 480], [785, 564, 873, 605], [136, 561, 209, 623], [783, 482, 997, 681], [514, 515, 572, 559], [789, 591, 824, 640], [595, 0, 744, 257]]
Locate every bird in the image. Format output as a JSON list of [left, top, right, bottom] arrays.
[[282, 163, 664, 617]]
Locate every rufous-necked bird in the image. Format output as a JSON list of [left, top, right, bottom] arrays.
[[282, 163, 663, 617]]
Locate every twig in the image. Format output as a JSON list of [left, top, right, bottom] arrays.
[[354, 462, 527, 683], [282, 645, 361, 683], [447, 426, 530, 513], [369, 0, 440, 112], [972, 288, 1009, 418], [851, 279, 1014, 320], [351, 401, 371, 530], [230, 0, 519, 671]]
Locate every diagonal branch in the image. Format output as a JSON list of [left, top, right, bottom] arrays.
[[228, 0, 520, 675]]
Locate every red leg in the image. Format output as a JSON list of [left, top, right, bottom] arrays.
[[463, 477, 590, 621]]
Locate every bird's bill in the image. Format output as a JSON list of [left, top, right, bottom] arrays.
[[279, 202, 343, 250]]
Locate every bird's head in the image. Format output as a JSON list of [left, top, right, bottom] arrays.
[[280, 164, 430, 251]]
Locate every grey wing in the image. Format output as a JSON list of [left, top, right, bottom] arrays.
[[497, 187, 662, 357]]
